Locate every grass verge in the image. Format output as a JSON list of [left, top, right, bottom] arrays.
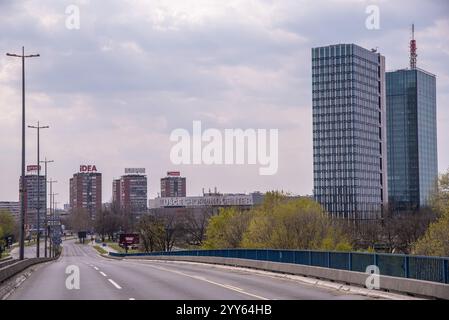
[[93, 245, 108, 255]]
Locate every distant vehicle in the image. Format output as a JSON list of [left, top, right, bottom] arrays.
[[77, 231, 87, 244]]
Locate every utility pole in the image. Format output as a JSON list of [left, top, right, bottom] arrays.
[[28, 122, 49, 258], [51, 194, 59, 257], [6, 47, 40, 260], [47, 180, 57, 257], [40, 158, 54, 258]]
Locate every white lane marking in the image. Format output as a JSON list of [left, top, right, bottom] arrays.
[[93, 266, 99, 270], [142, 260, 419, 300], [108, 279, 122, 289], [223, 284, 244, 292], [100, 271, 107, 277], [129, 298, 136, 300], [129, 262, 269, 300]]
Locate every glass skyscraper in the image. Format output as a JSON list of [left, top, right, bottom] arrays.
[[386, 68, 437, 209], [312, 44, 388, 220]]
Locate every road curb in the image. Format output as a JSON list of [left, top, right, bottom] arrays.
[[100, 253, 123, 260]]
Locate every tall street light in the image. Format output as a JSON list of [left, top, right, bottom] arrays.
[[40, 158, 54, 258], [51, 193, 59, 257], [54, 200, 60, 256], [47, 179, 57, 257], [28, 122, 49, 258], [6, 47, 40, 260]]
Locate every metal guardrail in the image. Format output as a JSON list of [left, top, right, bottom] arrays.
[[110, 249, 449, 285]]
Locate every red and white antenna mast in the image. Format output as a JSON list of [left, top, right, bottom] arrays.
[[410, 24, 417, 69]]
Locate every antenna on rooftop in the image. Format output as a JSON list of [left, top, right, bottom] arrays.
[[410, 23, 417, 69]]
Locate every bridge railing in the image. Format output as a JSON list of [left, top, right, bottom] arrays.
[[110, 249, 449, 285]]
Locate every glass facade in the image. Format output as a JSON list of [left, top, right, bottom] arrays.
[[386, 68, 437, 209], [312, 44, 387, 220]]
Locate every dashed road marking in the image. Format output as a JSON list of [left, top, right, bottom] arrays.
[[93, 266, 99, 270], [100, 271, 107, 277], [108, 279, 122, 289], [130, 262, 269, 300]]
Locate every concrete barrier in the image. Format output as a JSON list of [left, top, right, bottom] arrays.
[[0, 257, 56, 284], [0, 257, 17, 270], [125, 255, 449, 300], [0, 256, 12, 262]]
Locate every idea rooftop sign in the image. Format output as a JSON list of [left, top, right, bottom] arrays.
[[80, 165, 97, 173], [27, 165, 41, 172]]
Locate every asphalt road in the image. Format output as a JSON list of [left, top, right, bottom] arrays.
[[8, 240, 375, 300]]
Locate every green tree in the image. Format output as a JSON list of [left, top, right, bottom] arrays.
[[412, 169, 449, 256], [430, 168, 449, 216], [414, 207, 449, 256], [242, 197, 352, 251], [0, 209, 16, 238], [203, 194, 352, 251], [203, 207, 252, 249], [0, 210, 16, 258], [412, 168, 449, 256]]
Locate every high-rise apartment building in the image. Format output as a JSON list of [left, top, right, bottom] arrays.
[[386, 27, 438, 210], [112, 168, 147, 218], [69, 165, 102, 219], [112, 179, 121, 208], [19, 173, 46, 230], [312, 44, 388, 220], [161, 171, 186, 197], [120, 173, 147, 215]]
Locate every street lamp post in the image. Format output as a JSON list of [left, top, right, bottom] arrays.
[[51, 193, 59, 257], [40, 158, 54, 258], [47, 180, 57, 257], [54, 200, 59, 257], [6, 47, 40, 260], [28, 122, 49, 258]]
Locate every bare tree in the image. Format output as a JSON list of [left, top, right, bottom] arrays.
[[151, 208, 186, 251], [69, 208, 92, 233], [341, 207, 438, 253], [138, 214, 165, 252], [182, 207, 215, 246], [94, 208, 122, 242], [383, 207, 437, 254], [163, 211, 181, 251]]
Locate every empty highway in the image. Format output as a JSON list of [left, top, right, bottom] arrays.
[[7, 240, 389, 300]]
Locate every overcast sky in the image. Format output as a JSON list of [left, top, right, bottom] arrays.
[[0, 0, 448, 207]]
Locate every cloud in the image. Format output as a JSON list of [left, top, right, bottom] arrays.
[[0, 0, 448, 204]]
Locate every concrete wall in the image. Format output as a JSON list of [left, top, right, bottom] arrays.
[[125, 255, 449, 300], [0, 257, 55, 284], [0, 258, 17, 270]]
